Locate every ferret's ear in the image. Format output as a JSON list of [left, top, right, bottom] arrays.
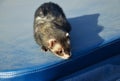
[[48, 39, 56, 49], [66, 33, 69, 36], [66, 33, 70, 38]]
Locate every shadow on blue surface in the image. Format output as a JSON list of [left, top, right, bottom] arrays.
[[0, 14, 104, 71], [69, 13, 104, 55], [1, 14, 120, 81]]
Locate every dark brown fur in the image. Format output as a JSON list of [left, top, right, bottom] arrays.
[[33, 2, 71, 59]]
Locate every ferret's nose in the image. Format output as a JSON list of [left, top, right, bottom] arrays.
[[62, 53, 71, 59]]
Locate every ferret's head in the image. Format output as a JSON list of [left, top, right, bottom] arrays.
[[47, 33, 71, 59]]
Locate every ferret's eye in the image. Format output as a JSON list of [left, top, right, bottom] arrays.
[[56, 50, 62, 54], [59, 50, 62, 53], [56, 51, 59, 54]]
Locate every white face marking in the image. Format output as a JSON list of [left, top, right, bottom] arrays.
[[61, 51, 71, 59], [51, 43, 71, 59], [54, 51, 71, 59], [61, 54, 70, 59]]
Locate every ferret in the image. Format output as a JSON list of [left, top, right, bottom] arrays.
[[33, 2, 71, 59]]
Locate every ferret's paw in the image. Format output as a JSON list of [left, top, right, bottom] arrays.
[[41, 46, 48, 52]]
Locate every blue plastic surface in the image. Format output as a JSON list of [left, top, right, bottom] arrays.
[[0, 0, 120, 81], [58, 55, 120, 81]]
